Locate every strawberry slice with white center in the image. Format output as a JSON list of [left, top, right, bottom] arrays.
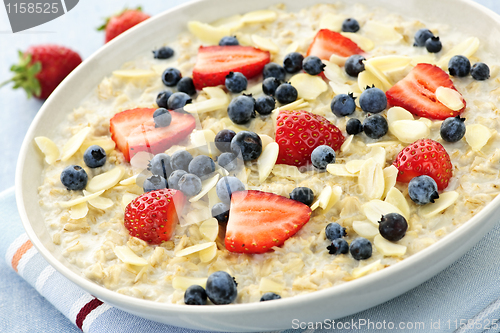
[[192, 45, 270, 90], [110, 108, 196, 161], [386, 63, 466, 120], [225, 190, 312, 254], [306, 29, 365, 60]]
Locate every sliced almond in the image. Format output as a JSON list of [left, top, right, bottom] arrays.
[[387, 106, 414, 125], [340, 134, 354, 152], [184, 87, 229, 114], [319, 13, 344, 32], [361, 199, 404, 225], [258, 142, 279, 183], [285, 41, 299, 54], [176, 242, 216, 257], [181, 207, 212, 227], [80, 139, 116, 155], [212, 14, 244, 31], [366, 141, 400, 148], [199, 242, 217, 263], [69, 202, 88, 219], [465, 124, 491, 151], [130, 151, 154, 170], [272, 98, 307, 114], [364, 62, 393, 91], [199, 218, 219, 242], [114, 246, 148, 266], [329, 54, 348, 66], [363, 21, 403, 44], [420, 191, 459, 219], [191, 129, 217, 157], [241, 10, 277, 23], [437, 37, 480, 70], [289, 73, 328, 100], [358, 69, 385, 92], [251, 34, 279, 53], [61, 127, 91, 161], [271, 164, 307, 181], [83, 190, 114, 210], [382, 165, 398, 199], [86, 167, 125, 193], [189, 173, 220, 203], [384, 187, 410, 220], [374, 235, 407, 257], [208, 187, 221, 208], [358, 159, 385, 200], [122, 192, 138, 208], [365, 56, 412, 73], [345, 160, 365, 174], [327, 164, 357, 177], [390, 120, 430, 143], [351, 260, 381, 278], [259, 134, 274, 149], [341, 32, 374, 51], [311, 186, 333, 211], [352, 220, 380, 238], [59, 190, 105, 208], [112, 69, 156, 79], [259, 277, 284, 293], [367, 147, 386, 167], [34, 136, 60, 164], [435, 86, 465, 111], [119, 174, 138, 186], [220, 117, 249, 133], [322, 185, 342, 212], [172, 276, 207, 290], [188, 21, 231, 44]]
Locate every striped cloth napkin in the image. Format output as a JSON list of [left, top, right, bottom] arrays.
[[3, 185, 500, 333]]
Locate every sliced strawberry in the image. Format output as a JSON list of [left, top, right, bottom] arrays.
[[386, 63, 466, 120], [110, 108, 196, 161], [192, 46, 270, 90], [225, 190, 312, 254], [306, 29, 365, 60]]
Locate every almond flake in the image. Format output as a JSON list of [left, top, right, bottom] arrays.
[[329, 54, 348, 66], [122, 192, 138, 208], [366, 141, 400, 148], [365, 56, 411, 73], [358, 69, 385, 92], [345, 160, 365, 174], [358, 159, 385, 200], [289, 73, 328, 100], [390, 120, 430, 143], [114, 246, 148, 266], [420, 191, 459, 218], [241, 10, 277, 23], [199, 242, 217, 263], [212, 14, 244, 31], [374, 235, 407, 257], [61, 127, 91, 161], [271, 164, 307, 181], [327, 164, 357, 177], [387, 106, 414, 125], [259, 277, 284, 293], [69, 202, 88, 219], [191, 129, 217, 157], [351, 260, 381, 278], [199, 218, 219, 242], [465, 124, 492, 151], [59, 190, 105, 208], [119, 174, 138, 186], [188, 21, 231, 44], [34, 136, 60, 164], [86, 167, 125, 193], [243, 83, 263, 96], [208, 187, 221, 208], [341, 32, 374, 51], [112, 69, 156, 79], [313, 186, 333, 211], [435, 86, 465, 111], [340, 134, 354, 152], [172, 276, 207, 290], [382, 165, 398, 199], [181, 207, 212, 227], [352, 220, 380, 238], [189, 173, 220, 203], [221, 117, 249, 133], [176, 242, 216, 257], [251, 34, 279, 53], [285, 41, 300, 54], [80, 139, 116, 154], [361, 199, 405, 225], [437, 37, 480, 70], [87, 195, 114, 210], [272, 98, 307, 114], [323, 185, 342, 212], [184, 87, 229, 113], [366, 147, 386, 167], [258, 142, 279, 183], [259, 134, 274, 149], [364, 62, 393, 91], [363, 21, 403, 44], [319, 13, 344, 32], [384, 187, 410, 220], [130, 151, 154, 170]]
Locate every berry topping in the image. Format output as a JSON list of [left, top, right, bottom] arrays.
[[98, 7, 150, 43], [359, 87, 387, 113], [408, 175, 440, 205], [177, 77, 196, 96], [325, 222, 347, 241], [471, 62, 490, 80], [153, 46, 174, 59], [289, 187, 315, 206], [215, 129, 237, 153], [260, 292, 281, 301], [283, 52, 304, 73], [178, 173, 203, 196], [262, 77, 281, 96], [440, 116, 466, 142], [60, 165, 88, 191], [302, 56, 325, 75], [425, 36, 442, 53], [275, 83, 298, 104], [153, 108, 172, 128], [331, 93, 356, 117], [184, 285, 207, 305], [346, 118, 364, 135], [149, 153, 173, 179], [448, 55, 471, 77], [205, 271, 238, 305], [306, 29, 365, 60], [168, 170, 187, 190], [83, 145, 106, 168], [170, 150, 193, 172], [311, 145, 336, 170], [227, 95, 255, 125], [219, 36, 239, 46], [413, 28, 434, 47], [143, 175, 168, 192], [342, 18, 360, 33], [167, 92, 192, 110], [350, 237, 372, 260], [188, 155, 215, 180], [255, 96, 276, 115], [225, 72, 248, 93], [362, 114, 388, 139], [212, 202, 230, 224], [217, 152, 238, 172], [263, 62, 286, 81], [230, 131, 262, 161], [162, 67, 182, 87], [216, 176, 245, 203], [378, 213, 408, 241], [327, 239, 349, 255], [156, 90, 173, 109], [344, 54, 366, 77]]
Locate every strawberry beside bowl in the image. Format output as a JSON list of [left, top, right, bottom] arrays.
[[15, 0, 500, 331]]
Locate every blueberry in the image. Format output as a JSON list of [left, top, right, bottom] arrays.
[[153, 46, 174, 59], [168, 170, 187, 190], [148, 153, 173, 179], [260, 292, 281, 301], [311, 145, 336, 170], [215, 129, 237, 153], [227, 95, 255, 125], [448, 55, 471, 77], [225, 72, 248, 93], [156, 90, 173, 109], [162, 67, 182, 86], [184, 285, 207, 305], [289, 187, 314, 206], [363, 114, 388, 139], [167, 92, 192, 110], [170, 150, 193, 171], [262, 77, 281, 96], [83, 145, 106, 168], [231, 131, 262, 161], [255, 96, 275, 115], [205, 271, 238, 305], [350, 237, 372, 260], [414, 28, 434, 47], [216, 176, 245, 203], [177, 77, 196, 96], [178, 173, 203, 196], [425, 36, 442, 53], [60, 165, 88, 191], [275, 83, 298, 104], [302, 56, 325, 75], [327, 238, 349, 255], [440, 116, 466, 142], [345, 55, 365, 77], [188, 155, 215, 180], [143, 175, 168, 192], [342, 18, 360, 33], [283, 52, 304, 73], [212, 202, 230, 224], [325, 222, 347, 241], [471, 62, 490, 80], [263, 62, 286, 81], [379, 213, 408, 242], [346, 118, 364, 135], [408, 175, 439, 205], [359, 87, 387, 113], [219, 36, 239, 46], [217, 152, 238, 172], [153, 108, 172, 127], [331, 93, 356, 117]]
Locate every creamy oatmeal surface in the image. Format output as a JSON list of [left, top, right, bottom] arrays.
[[36, 2, 500, 304]]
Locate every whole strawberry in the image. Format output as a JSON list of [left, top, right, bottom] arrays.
[[98, 7, 151, 43], [393, 138, 453, 190], [124, 189, 186, 245], [275, 110, 345, 167], [1, 44, 82, 99]]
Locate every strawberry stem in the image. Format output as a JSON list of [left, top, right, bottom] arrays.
[[2, 51, 42, 99]]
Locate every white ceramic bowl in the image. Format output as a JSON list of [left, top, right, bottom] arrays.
[[15, 0, 500, 331]]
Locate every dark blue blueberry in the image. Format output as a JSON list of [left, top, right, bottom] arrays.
[[60, 165, 88, 191], [327, 239, 349, 255], [225, 72, 248, 93], [379, 213, 408, 242], [363, 114, 388, 139], [168, 170, 187, 190], [346, 118, 363, 135], [260, 292, 281, 301], [217, 152, 238, 172], [143, 175, 168, 192], [162, 67, 182, 86], [350, 237, 372, 260], [345, 54, 365, 77], [231, 131, 262, 161], [212, 202, 230, 224], [227, 95, 255, 125], [342, 18, 360, 33], [448, 55, 471, 77], [331, 93, 356, 117], [83, 145, 106, 168], [177, 77, 196, 96], [219, 36, 239, 46], [302, 56, 325, 75], [359, 87, 387, 113], [275, 83, 298, 104], [325, 222, 347, 241], [425, 36, 442, 53], [178, 173, 203, 196], [153, 108, 172, 127], [311, 145, 336, 170], [216, 176, 245, 203], [215, 129, 236, 153], [188, 155, 215, 180], [170, 150, 193, 171], [408, 175, 439, 205], [263, 62, 286, 81], [167, 92, 192, 110], [205, 271, 238, 305], [283, 52, 304, 73], [440, 116, 466, 142], [255, 96, 275, 115], [153, 46, 174, 59], [262, 77, 281, 96], [289, 187, 314, 206], [471, 62, 490, 80], [156, 90, 173, 109], [414, 28, 434, 47], [148, 153, 172, 179], [184, 285, 207, 305]]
